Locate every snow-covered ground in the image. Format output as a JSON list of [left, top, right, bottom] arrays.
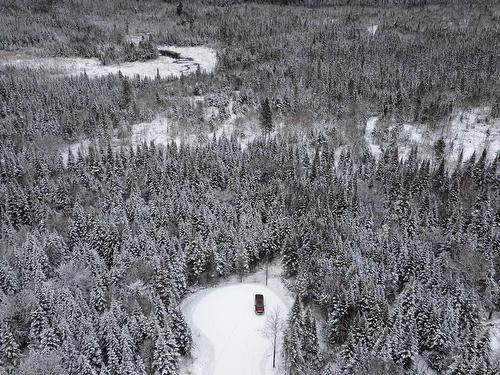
[[61, 99, 262, 163], [443, 107, 500, 163], [61, 116, 184, 164], [365, 107, 500, 163], [489, 318, 500, 362], [0, 46, 216, 79], [367, 24, 379, 36], [180, 264, 293, 375], [159, 46, 217, 73], [365, 116, 382, 159]]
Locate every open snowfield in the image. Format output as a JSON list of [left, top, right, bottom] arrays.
[[180, 264, 293, 375], [0, 46, 216, 79]]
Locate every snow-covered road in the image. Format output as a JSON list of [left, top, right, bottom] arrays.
[[180, 266, 293, 375]]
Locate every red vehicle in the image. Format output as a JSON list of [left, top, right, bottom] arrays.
[[255, 294, 265, 315]]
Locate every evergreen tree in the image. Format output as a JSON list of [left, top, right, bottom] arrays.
[[152, 326, 179, 375], [259, 98, 273, 135], [170, 308, 191, 356], [283, 297, 304, 373], [0, 321, 20, 366], [302, 307, 321, 370], [119, 78, 133, 110]]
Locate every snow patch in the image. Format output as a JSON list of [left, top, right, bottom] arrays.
[[367, 25, 379, 36], [60, 99, 264, 163], [365, 108, 499, 163], [129, 116, 189, 149], [123, 99, 254, 149], [158, 46, 217, 74], [0, 46, 216, 79], [402, 124, 424, 144], [414, 355, 439, 375], [397, 123, 426, 160], [444, 107, 500, 162], [490, 318, 500, 361], [365, 116, 382, 158]]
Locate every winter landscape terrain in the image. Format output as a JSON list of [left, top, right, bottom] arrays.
[[0, 1, 499, 375], [0, 46, 216, 79], [365, 107, 500, 163]]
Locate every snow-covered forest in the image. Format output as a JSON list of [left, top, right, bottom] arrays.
[[0, 1, 499, 375]]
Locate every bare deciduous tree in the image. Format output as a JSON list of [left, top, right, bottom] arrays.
[[261, 307, 283, 369]]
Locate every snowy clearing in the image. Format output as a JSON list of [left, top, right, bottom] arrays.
[[180, 264, 293, 375], [122, 106, 262, 151], [60, 99, 262, 163], [443, 107, 500, 163], [0, 46, 216, 79], [365, 116, 382, 159], [365, 108, 500, 163]]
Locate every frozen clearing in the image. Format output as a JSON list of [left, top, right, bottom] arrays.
[[180, 264, 293, 375], [0, 46, 216, 79]]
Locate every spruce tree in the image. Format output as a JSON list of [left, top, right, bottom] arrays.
[[0, 321, 20, 366], [170, 308, 191, 356], [259, 98, 273, 135], [152, 326, 179, 375], [302, 307, 321, 369], [283, 297, 304, 373]]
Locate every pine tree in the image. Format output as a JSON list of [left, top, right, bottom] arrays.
[[188, 236, 207, 281], [170, 308, 191, 356], [388, 286, 419, 369], [120, 326, 137, 375], [0, 260, 18, 295], [284, 325, 303, 374], [302, 307, 321, 369], [152, 326, 179, 375], [29, 304, 48, 348], [235, 240, 250, 279], [283, 297, 304, 373], [284, 232, 301, 270], [40, 326, 60, 351], [82, 330, 102, 369], [90, 277, 107, 313], [99, 311, 121, 374], [259, 98, 273, 135], [119, 78, 133, 110], [73, 353, 97, 375], [0, 321, 20, 366]]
